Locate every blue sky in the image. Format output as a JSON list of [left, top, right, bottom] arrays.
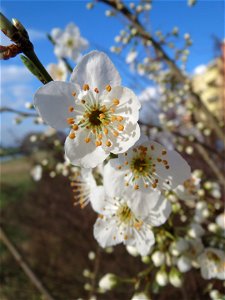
[[1, 0, 224, 146]]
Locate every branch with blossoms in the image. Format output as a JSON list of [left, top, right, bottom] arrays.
[[98, 0, 225, 144], [1, 2, 225, 300]]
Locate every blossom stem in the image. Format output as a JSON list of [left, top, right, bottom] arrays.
[[0, 12, 53, 84], [23, 49, 53, 84]]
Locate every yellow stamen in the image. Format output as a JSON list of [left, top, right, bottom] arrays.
[[113, 98, 120, 105], [111, 116, 117, 122], [99, 113, 105, 119], [117, 124, 124, 131], [72, 92, 76, 97], [67, 117, 74, 125], [134, 184, 139, 190], [72, 124, 79, 131], [98, 134, 103, 140], [110, 107, 115, 113], [101, 105, 107, 112], [95, 140, 102, 147], [69, 132, 76, 139], [106, 140, 111, 147], [68, 106, 74, 112], [117, 116, 124, 122], [85, 137, 91, 143], [104, 128, 108, 134], [106, 85, 112, 92], [113, 130, 119, 137], [83, 84, 89, 91], [94, 87, 99, 93]]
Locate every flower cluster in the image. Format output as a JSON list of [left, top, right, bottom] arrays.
[[33, 51, 191, 256]]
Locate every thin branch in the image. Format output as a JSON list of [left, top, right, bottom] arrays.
[[195, 144, 225, 187], [0, 227, 55, 300], [88, 246, 101, 298], [99, 0, 225, 142], [140, 121, 224, 160], [0, 106, 38, 117]]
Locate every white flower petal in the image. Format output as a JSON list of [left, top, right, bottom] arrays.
[[103, 159, 128, 198], [65, 130, 109, 168], [70, 51, 121, 91], [89, 185, 106, 214], [129, 191, 171, 225], [94, 217, 123, 248], [34, 81, 79, 130], [127, 226, 155, 256], [143, 140, 191, 189], [145, 196, 171, 226], [110, 122, 141, 154]]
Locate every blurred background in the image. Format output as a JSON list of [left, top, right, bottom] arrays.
[[0, 1, 224, 299]]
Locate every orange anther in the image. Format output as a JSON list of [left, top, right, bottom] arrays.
[[68, 106, 74, 112], [117, 116, 124, 122], [95, 140, 102, 147], [106, 140, 111, 147], [72, 124, 79, 130], [117, 124, 124, 131], [113, 130, 119, 137], [69, 132, 76, 139], [113, 98, 120, 105], [83, 84, 89, 91], [85, 137, 91, 143], [106, 85, 112, 92]]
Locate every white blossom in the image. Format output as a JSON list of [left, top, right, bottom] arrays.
[[90, 181, 171, 256], [30, 165, 42, 181], [103, 136, 191, 198], [51, 23, 88, 62], [198, 248, 225, 280], [47, 60, 68, 81], [126, 50, 138, 64], [34, 51, 141, 168]]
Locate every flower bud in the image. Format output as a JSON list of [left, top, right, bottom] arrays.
[[141, 255, 151, 264], [155, 270, 168, 286], [126, 245, 139, 257], [177, 256, 192, 273], [151, 251, 165, 267], [131, 292, 150, 300], [99, 273, 118, 291], [169, 268, 183, 288]]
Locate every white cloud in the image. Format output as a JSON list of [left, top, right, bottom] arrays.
[[193, 64, 207, 75], [1, 64, 33, 84], [1, 64, 36, 108], [27, 28, 46, 41]]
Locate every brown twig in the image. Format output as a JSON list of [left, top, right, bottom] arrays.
[[194, 144, 225, 187], [88, 246, 101, 298], [0, 227, 55, 300]]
